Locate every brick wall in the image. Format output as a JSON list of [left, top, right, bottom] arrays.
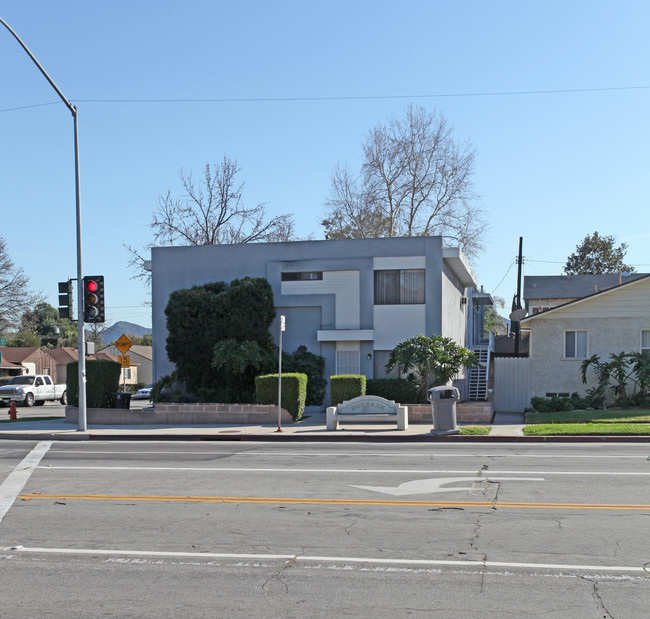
[[406, 402, 493, 424]]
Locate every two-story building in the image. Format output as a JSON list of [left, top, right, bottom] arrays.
[[149, 237, 491, 404]]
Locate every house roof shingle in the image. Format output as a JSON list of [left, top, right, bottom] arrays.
[[524, 273, 647, 301]]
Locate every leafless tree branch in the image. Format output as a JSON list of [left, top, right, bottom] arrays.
[[323, 104, 487, 257], [125, 156, 295, 282]]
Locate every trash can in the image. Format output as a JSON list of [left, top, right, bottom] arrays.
[[109, 392, 131, 409], [427, 386, 461, 435]]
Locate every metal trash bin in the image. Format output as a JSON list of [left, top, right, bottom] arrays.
[[427, 386, 460, 435], [109, 392, 131, 409]]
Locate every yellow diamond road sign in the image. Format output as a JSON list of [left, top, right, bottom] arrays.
[[114, 334, 133, 355]]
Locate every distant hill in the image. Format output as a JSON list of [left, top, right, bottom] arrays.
[[98, 321, 152, 346]]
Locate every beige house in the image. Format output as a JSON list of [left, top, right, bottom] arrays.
[[520, 274, 650, 399], [100, 345, 153, 386]]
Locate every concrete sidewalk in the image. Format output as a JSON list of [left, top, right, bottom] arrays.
[[0, 410, 522, 441]]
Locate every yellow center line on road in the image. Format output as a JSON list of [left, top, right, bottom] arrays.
[[18, 493, 650, 511]]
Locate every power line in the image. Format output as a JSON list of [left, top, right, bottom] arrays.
[[0, 100, 60, 112], [2, 84, 649, 113], [70, 85, 650, 104], [490, 259, 517, 295]]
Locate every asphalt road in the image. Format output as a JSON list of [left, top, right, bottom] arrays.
[[0, 440, 648, 617]]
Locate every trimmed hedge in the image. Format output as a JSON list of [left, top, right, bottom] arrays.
[[66, 360, 122, 408], [366, 378, 419, 404], [528, 392, 592, 413], [255, 373, 307, 421], [329, 374, 366, 407]]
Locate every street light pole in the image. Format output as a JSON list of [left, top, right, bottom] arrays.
[[1, 18, 87, 430]]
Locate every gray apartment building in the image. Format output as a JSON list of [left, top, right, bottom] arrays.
[[149, 236, 491, 404]]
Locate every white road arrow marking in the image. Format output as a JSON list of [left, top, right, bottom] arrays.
[[351, 476, 545, 496]]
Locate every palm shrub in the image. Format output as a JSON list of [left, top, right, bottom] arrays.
[[386, 334, 478, 402], [581, 351, 650, 408]]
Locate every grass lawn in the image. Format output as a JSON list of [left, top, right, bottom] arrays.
[[460, 426, 491, 435], [524, 409, 650, 424], [524, 423, 650, 436], [524, 409, 650, 435]]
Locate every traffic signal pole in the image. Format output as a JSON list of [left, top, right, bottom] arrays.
[[1, 18, 87, 430], [74, 111, 87, 432]]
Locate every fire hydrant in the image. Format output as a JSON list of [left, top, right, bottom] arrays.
[[8, 401, 17, 421]]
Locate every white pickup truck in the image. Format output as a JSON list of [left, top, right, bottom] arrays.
[[0, 375, 67, 407]]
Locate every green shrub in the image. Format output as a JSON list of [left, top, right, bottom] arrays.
[[165, 278, 276, 403], [283, 345, 326, 406], [255, 373, 307, 421], [150, 371, 184, 403], [329, 374, 366, 407], [529, 392, 592, 413], [366, 377, 419, 403], [66, 360, 121, 408]]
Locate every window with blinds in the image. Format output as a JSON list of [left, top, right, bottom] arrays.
[[374, 269, 425, 305]]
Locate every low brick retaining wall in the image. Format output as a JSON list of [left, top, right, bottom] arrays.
[[65, 404, 293, 425], [407, 401, 494, 424], [64, 401, 493, 426]]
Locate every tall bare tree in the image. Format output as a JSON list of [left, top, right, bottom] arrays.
[[322, 164, 389, 239], [126, 156, 295, 280], [322, 105, 487, 258], [0, 237, 42, 332]]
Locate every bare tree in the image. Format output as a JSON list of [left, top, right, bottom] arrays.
[[126, 156, 295, 280], [321, 164, 388, 239], [323, 105, 487, 258], [0, 237, 42, 332]]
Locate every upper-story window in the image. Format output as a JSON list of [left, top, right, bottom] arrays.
[[281, 272, 323, 281], [374, 269, 425, 305]]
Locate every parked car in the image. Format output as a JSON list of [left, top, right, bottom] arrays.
[[133, 384, 153, 400], [0, 375, 67, 407]]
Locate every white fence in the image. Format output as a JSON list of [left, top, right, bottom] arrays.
[[494, 357, 532, 413]]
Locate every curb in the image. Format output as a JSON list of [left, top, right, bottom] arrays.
[[0, 431, 649, 443]]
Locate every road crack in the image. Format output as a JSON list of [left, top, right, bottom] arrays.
[[582, 577, 614, 618], [344, 519, 357, 535], [262, 554, 298, 596]]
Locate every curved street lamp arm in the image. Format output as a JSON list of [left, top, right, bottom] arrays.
[[0, 17, 76, 117]]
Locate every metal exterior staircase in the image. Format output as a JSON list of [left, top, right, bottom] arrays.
[[468, 332, 492, 401]]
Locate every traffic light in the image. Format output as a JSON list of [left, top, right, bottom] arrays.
[[83, 275, 105, 323], [58, 280, 73, 319]]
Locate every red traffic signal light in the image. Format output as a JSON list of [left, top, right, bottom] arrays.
[[83, 276, 105, 323]]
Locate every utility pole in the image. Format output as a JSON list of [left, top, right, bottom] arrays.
[[515, 237, 523, 355], [1, 18, 87, 429]]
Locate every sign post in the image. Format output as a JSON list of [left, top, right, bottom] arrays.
[[114, 334, 133, 392], [276, 315, 285, 432]]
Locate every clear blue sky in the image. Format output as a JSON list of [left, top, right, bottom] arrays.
[[2, 1, 649, 329]]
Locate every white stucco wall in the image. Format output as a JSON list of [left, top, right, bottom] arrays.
[[525, 277, 650, 397], [441, 265, 467, 346], [373, 305, 427, 350]]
